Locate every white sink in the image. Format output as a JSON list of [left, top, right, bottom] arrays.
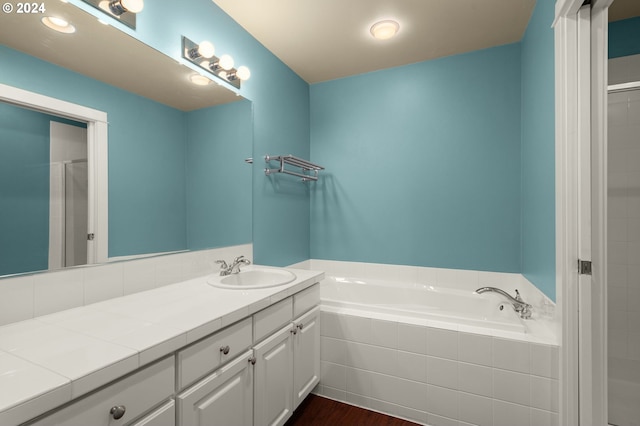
[[207, 266, 297, 289]]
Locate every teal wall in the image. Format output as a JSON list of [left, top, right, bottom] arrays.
[[0, 45, 188, 258], [0, 103, 89, 276], [0, 103, 50, 275], [186, 100, 253, 250], [609, 17, 640, 58], [310, 44, 522, 272], [520, 0, 556, 300]]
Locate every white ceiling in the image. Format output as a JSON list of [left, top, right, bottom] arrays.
[[214, 0, 640, 84], [213, 0, 537, 84]]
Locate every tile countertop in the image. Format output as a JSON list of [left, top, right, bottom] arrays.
[[0, 267, 324, 426]]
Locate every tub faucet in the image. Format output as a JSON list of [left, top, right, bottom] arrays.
[[216, 256, 251, 276], [475, 287, 532, 319]]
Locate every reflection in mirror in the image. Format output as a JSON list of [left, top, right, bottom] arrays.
[[0, 103, 89, 276], [0, 1, 253, 278]]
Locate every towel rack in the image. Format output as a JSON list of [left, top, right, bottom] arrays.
[[264, 155, 324, 182]]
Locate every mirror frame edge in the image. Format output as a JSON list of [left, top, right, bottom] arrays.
[[0, 83, 109, 269]]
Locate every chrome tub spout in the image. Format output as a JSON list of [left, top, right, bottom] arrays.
[[475, 287, 532, 319]]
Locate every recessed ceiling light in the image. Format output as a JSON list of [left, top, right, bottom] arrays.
[[41, 16, 76, 33], [189, 74, 211, 86], [370, 20, 400, 40]]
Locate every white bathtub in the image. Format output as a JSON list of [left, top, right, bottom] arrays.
[[321, 276, 527, 334]]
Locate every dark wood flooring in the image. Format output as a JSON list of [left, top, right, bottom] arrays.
[[284, 395, 421, 426]]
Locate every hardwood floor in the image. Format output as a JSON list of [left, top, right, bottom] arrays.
[[284, 395, 421, 426]]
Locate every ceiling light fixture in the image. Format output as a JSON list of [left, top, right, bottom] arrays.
[[41, 16, 76, 33], [189, 74, 211, 86], [181, 36, 251, 89], [370, 20, 400, 40]]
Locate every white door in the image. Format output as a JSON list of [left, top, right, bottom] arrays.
[[253, 324, 294, 426], [292, 306, 320, 409], [178, 350, 254, 426]]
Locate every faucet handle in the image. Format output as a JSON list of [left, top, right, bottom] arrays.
[[514, 289, 523, 303], [215, 260, 228, 269]]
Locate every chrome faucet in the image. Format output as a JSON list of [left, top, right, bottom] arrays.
[[216, 256, 251, 276], [475, 287, 532, 319]]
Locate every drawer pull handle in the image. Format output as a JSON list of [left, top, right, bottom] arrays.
[[110, 405, 126, 420], [220, 345, 230, 355], [297, 323, 304, 330], [248, 356, 257, 365]]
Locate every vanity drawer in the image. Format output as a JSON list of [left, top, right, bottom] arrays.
[[293, 283, 320, 318], [178, 317, 252, 389], [253, 297, 293, 343], [30, 357, 174, 426]]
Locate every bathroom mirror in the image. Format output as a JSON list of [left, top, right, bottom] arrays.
[[0, 1, 253, 277]]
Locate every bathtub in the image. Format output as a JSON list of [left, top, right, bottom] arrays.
[[321, 276, 526, 334], [316, 271, 560, 425]]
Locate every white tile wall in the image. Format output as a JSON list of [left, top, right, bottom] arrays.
[[0, 244, 252, 326], [317, 310, 559, 426]]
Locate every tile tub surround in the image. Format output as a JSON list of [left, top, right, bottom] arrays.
[[0, 243, 252, 326], [0, 264, 322, 426], [285, 259, 559, 425], [316, 311, 559, 426]]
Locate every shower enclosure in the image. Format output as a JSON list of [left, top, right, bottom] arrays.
[[608, 79, 640, 426]]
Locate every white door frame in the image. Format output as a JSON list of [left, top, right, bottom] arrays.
[[0, 83, 109, 265], [554, 0, 610, 424]]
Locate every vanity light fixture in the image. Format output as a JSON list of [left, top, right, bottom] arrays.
[[228, 66, 251, 82], [81, 0, 143, 29], [104, 0, 144, 16], [370, 19, 400, 40], [41, 16, 76, 33], [188, 41, 215, 60], [181, 36, 251, 89]]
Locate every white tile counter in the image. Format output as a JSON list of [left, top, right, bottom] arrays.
[[0, 267, 323, 426]]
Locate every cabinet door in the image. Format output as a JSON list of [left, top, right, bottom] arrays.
[[253, 324, 294, 426], [293, 306, 320, 408], [129, 400, 175, 426], [177, 350, 253, 426]]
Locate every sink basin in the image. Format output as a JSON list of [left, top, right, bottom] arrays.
[[207, 266, 297, 289]]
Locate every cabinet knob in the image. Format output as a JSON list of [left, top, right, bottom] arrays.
[[110, 405, 126, 420], [220, 345, 230, 355], [297, 323, 304, 330], [248, 356, 257, 365], [290, 327, 297, 335]]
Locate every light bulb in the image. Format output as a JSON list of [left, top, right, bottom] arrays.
[[197, 41, 215, 59], [218, 71, 228, 80], [120, 0, 143, 13], [236, 66, 251, 81], [218, 54, 234, 71], [370, 20, 400, 40]]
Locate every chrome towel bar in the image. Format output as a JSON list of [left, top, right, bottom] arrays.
[[264, 155, 324, 182]]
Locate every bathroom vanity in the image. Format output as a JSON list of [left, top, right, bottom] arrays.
[[0, 268, 323, 426]]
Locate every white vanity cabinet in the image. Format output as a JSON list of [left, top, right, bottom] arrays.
[[177, 349, 254, 426], [29, 357, 175, 426], [253, 285, 320, 426], [292, 306, 320, 408], [253, 324, 295, 426]]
